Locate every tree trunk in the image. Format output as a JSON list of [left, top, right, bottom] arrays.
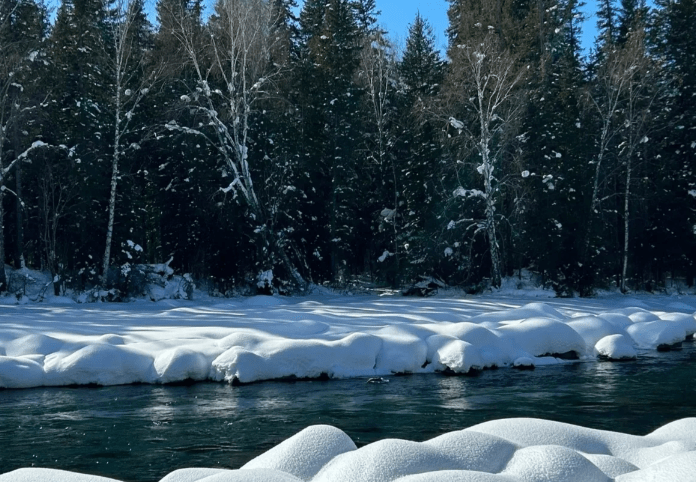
[[102, 140, 119, 287], [0, 190, 7, 292], [15, 161, 24, 269], [621, 151, 633, 293]]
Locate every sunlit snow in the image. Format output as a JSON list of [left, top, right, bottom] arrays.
[[1, 293, 695, 388], [1, 292, 696, 480], [2, 418, 696, 481]]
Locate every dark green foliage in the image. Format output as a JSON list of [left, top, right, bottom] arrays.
[[0, 0, 694, 296]]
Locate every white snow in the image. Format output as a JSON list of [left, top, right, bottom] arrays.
[[241, 425, 357, 479], [2, 294, 696, 388], [595, 334, 637, 360], [4, 418, 696, 481]]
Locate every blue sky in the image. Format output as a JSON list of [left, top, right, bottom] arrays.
[[372, 0, 600, 56], [47, 0, 600, 57]]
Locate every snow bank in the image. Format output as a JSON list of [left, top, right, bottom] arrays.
[[4, 418, 696, 482], [241, 425, 357, 480], [1, 297, 695, 388], [0, 468, 122, 481], [595, 334, 637, 360]]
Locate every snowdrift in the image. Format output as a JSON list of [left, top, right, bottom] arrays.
[[1, 296, 695, 388], [2, 418, 696, 481]]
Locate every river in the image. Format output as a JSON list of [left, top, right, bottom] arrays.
[[1, 342, 694, 482]]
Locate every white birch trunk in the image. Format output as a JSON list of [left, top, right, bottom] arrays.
[[100, 0, 160, 286], [453, 33, 522, 288], [166, 0, 305, 289]]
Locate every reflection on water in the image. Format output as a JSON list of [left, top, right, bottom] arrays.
[[1, 342, 695, 482]]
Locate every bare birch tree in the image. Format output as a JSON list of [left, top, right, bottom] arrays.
[[164, 0, 305, 289], [445, 31, 525, 287], [358, 33, 400, 276], [100, 0, 161, 286], [615, 28, 661, 292], [584, 26, 658, 289]]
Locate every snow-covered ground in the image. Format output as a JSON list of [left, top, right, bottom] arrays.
[[2, 417, 696, 481], [2, 292, 696, 481], [1, 292, 696, 388]]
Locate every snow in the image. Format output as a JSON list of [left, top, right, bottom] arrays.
[[4, 418, 696, 481], [595, 334, 637, 360], [2, 294, 696, 388], [241, 425, 357, 479]]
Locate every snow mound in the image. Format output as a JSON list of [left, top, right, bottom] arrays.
[[497, 318, 586, 358], [503, 445, 611, 481], [646, 417, 696, 444], [159, 468, 229, 482], [626, 320, 686, 349], [470, 303, 564, 323], [658, 312, 696, 337], [595, 334, 637, 360], [5, 334, 66, 357], [0, 356, 45, 388], [596, 313, 634, 331], [581, 453, 638, 478], [374, 328, 427, 374], [241, 425, 356, 480], [628, 311, 661, 323], [442, 323, 510, 367], [393, 472, 516, 481], [4, 418, 696, 481], [154, 347, 212, 383], [0, 468, 122, 481], [313, 438, 477, 482], [189, 469, 303, 481], [426, 336, 483, 373], [422, 430, 518, 473], [1, 296, 696, 388], [566, 316, 625, 352], [43, 344, 155, 386], [212, 333, 382, 383], [615, 451, 696, 481]]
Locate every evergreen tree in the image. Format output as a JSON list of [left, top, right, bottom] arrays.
[[597, 0, 618, 46], [646, 0, 696, 286], [0, 0, 49, 290], [296, 0, 364, 283], [47, 0, 112, 285], [518, 0, 592, 294], [396, 13, 445, 283]]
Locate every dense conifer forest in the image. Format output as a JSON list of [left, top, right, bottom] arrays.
[[0, 0, 694, 297]]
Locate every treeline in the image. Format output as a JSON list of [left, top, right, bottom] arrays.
[[0, 0, 694, 297]]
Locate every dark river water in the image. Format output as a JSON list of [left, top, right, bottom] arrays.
[[1, 342, 695, 482]]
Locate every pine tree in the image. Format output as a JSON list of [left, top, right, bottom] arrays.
[[47, 0, 112, 285], [646, 0, 696, 286], [396, 13, 445, 283], [517, 0, 592, 294], [296, 0, 364, 283], [0, 0, 49, 290]]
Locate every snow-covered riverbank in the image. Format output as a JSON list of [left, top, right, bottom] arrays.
[[2, 417, 696, 481], [1, 293, 695, 388]]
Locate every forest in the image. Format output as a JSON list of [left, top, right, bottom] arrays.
[[0, 0, 694, 298]]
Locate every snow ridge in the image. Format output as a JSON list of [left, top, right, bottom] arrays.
[[1, 297, 695, 388], [2, 418, 696, 481]]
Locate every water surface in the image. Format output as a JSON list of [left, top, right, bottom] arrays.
[[1, 343, 694, 481]]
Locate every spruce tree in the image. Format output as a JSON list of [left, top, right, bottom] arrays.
[[396, 13, 445, 284], [0, 0, 48, 290], [296, 0, 364, 283]]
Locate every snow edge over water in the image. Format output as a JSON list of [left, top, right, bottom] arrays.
[[2, 418, 696, 481]]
